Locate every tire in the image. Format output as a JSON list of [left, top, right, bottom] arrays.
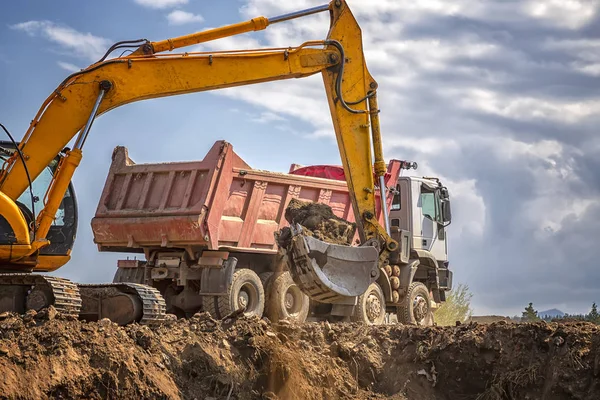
[[265, 271, 309, 323], [202, 269, 265, 319], [398, 282, 434, 326], [351, 282, 386, 325], [259, 272, 273, 288]]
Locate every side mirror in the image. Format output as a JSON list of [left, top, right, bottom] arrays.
[[440, 186, 450, 200], [441, 200, 452, 224]]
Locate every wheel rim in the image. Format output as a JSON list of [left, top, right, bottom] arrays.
[[238, 283, 258, 313], [284, 285, 303, 316], [413, 294, 429, 324], [365, 289, 383, 323]]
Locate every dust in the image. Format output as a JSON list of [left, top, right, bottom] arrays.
[[0, 308, 599, 400], [282, 198, 356, 246]]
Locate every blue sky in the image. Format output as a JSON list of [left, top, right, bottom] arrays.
[[2, 0, 600, 316]]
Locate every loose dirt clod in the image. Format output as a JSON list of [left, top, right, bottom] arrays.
[[283, 198, 356, 245], [0, 310, 598, 400]]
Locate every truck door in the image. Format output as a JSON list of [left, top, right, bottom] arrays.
[[417, 185, 447, 261]]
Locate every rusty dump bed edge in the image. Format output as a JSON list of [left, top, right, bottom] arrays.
[[91, 140, 402, 255]]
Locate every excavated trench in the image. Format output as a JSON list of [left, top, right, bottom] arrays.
[[0, 308, 598, 400]]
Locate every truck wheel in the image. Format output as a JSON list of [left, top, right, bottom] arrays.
[[265, 271, 309, 323], [351, 282, 386, 325], [259, 272, 273, 288], [398, 282, 433, 326], [202, 269, 265, 319]]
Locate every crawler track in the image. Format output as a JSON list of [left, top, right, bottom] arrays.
[[78, 282, 166, 325], [0, 273, 82, 316]]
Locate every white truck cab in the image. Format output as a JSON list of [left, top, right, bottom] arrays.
[[390, 177, 451, 263], [386, 175, 453, 321]]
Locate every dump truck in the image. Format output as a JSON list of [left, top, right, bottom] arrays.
[[91, 141, 453, 325]]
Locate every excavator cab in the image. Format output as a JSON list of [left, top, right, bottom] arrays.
[[0, 142, 77, 268]]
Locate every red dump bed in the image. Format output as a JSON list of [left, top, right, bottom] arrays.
[[92, 141, 403, 255]]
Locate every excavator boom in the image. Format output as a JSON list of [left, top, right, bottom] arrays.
[[0, 0, 396, 322]]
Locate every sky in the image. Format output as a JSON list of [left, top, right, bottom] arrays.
[[1, 0, 599, 317]]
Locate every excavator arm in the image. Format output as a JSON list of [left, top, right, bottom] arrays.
[[0, 0, 396, 302]]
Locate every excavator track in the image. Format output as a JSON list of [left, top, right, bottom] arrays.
[[0, 273, 82, 316], [78, 283, 166, 325]]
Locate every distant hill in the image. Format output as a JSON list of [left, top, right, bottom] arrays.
[[539, 309, 565, 318]]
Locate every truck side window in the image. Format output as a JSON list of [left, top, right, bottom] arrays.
[[391, 185, 401, 210], [420, 191, 436, 221]]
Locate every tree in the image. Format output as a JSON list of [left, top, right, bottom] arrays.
[[586, 303, 600, 324], [434, 283, 473, 326], [522, 302, 540, 322]]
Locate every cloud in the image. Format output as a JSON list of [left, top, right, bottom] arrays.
[[250, 111, 287, 123], [166, 10, 204, 25], [56, 61, 80, 73], [526, 0, 597, 29], [133, 0, 188, 9], [215, 0, 600, 315], [10, 21, 110, 62]]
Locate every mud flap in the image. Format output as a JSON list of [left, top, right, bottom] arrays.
[[287, 232, 379, 304]]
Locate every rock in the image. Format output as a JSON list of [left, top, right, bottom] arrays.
[[98, 318, 112, 327], [0, 312, 11, 320], [164, 314, 177, 324], [192, 311, 214, 322], [0, 345, 9, 355], [23, 309, 37, 322], [329, 341, 340, 357], [35, 306, 58, 321], [266, 331, 277, 338]]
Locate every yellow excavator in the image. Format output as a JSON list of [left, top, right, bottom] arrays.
[[0, 0, 398, 324]]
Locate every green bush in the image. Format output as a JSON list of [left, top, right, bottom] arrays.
[[434, 283, 473, 326]]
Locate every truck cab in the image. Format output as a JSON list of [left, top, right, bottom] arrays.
[[388, 176, 453, 317], [390, 176, 451, 263]]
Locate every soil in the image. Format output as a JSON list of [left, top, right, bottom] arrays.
[[469, 316, 514, 324], [0, 308, 599, 400], [283, 198, 356, 246]]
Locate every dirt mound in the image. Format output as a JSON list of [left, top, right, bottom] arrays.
[[0, 309, 599, 399], [283, 198, 356, 245], [469, 315, 514, 324]]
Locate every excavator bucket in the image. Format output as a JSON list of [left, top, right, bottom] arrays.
[[284, 226, 380, 304]]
